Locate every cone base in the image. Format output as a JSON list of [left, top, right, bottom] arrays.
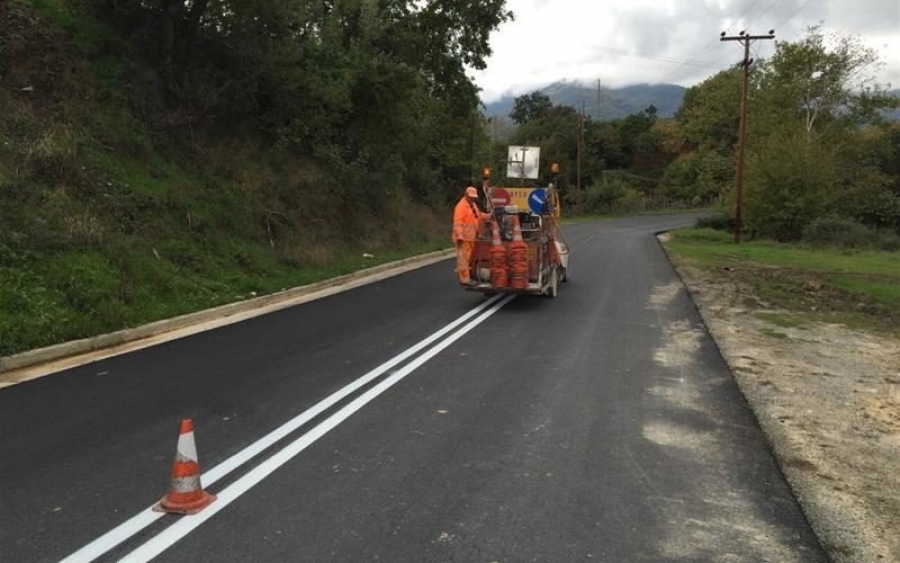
[[154, 491, 217, 515]]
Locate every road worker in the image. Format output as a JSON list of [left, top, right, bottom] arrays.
[[452, 186, 491, 286]]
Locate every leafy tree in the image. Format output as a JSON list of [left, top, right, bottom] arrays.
[[676, 69, 741, 152], [742, 27, 899, 238], [754, 25, 894, 138], [744, 127, 840, 240], [585, 121, 627, 170], [510, 92, 553, 125], [695, 151, 733, 202], [506, 104, 580, 192], [660, 153, 700, 200], [837, 124, 900, 230]]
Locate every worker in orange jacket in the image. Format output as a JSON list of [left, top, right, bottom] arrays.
[[452, 186, 491, 286]]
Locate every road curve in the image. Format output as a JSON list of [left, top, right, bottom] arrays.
[[0, 214, 828, 562]]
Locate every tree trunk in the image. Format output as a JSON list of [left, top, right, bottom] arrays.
[[181, 0, 208, 63], [161, 0, 178, 89]]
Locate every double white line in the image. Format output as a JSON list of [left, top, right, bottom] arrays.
[[61, 294, 514, 563]]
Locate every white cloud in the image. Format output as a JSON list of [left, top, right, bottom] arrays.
[[472, 0, 900, 103]]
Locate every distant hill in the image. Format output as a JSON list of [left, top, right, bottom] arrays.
[[484, 81, 686, 121]]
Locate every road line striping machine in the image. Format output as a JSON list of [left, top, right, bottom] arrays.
[[461, 147, 570, 298]]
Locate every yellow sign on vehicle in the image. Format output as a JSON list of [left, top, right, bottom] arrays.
[[488, 187, 551, 215]]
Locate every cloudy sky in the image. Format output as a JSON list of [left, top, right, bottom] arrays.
[[471, 0, 900, 103]]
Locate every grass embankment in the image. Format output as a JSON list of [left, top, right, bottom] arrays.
[[0, 1, 447, 357], [666, 228, 900, 334]]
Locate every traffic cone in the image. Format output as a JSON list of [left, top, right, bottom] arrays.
[[154, 418, 216, 514]]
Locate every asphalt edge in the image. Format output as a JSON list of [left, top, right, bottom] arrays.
[[655, 231, 835, 562], [0, 249, 455, 376]]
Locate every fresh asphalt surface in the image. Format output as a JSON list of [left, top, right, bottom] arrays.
[[0, 214, 829, 563]]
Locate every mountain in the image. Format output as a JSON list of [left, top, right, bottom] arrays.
[[883, 89, 900, 121], [483, 81, 686, 121]]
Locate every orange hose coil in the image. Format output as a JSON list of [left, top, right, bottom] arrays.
[[489, 220, 508, 288], [508, 216, 528, 289]]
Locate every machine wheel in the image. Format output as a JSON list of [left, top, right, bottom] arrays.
[[559, 266, 568, 283], [545, 268, 558, 299]]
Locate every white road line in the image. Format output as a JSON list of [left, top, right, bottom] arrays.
[[119, 294, 514, 562], [59, 295, 504, 563]]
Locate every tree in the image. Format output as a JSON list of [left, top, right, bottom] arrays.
[[510, 92, 553, 125], [676, 69, 741, 152], [744, 126, 840, 240], [755, 25, 894, 138], [508, 103, 579, 188], [742, 27, 898, 238]]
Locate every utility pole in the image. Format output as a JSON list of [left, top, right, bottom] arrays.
[[577, 100, 585, 215], [720, 30, 774, 243]]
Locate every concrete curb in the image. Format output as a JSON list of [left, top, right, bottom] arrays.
[[0, 249, 455, 376]]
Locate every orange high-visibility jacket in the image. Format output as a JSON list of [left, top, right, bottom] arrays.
[[452, 197, 487, 243]]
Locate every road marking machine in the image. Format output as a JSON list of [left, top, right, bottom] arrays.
[[461, 146, 570, 298]]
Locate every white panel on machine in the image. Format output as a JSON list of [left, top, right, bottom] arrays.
[[506, 146, 540, 180]]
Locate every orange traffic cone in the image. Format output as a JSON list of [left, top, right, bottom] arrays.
[[154, 418, 216, 514]]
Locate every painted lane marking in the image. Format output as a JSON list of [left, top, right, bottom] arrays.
[[118, 294, 514, 562], [60, 295, 505, 563]]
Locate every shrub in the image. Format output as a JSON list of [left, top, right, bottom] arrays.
[[696, 213, 735, 232], [745, 128, 839, 241], [874, 229, 900, 252], [802, 217, 873, 249], [804, 222, 900, 252], [583, 177, 627, 214]]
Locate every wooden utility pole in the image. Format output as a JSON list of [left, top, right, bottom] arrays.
[[720, 30, 774, 243], [576, 100, 585, 215]]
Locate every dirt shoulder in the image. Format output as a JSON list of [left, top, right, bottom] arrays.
[[661, 234, 900, 563]]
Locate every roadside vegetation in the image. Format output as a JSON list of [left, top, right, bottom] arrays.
[[667, 227, 900, 334], [505, 26, 898, 227], [0, 0, 509, 356], [1, 0, 897, 357]]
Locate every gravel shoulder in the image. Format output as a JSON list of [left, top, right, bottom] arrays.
[[661, 234, 900, 563]]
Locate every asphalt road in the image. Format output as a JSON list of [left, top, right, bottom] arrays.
[[0, 214, 829, 563]]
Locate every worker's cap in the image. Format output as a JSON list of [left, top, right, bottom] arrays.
[[465, 186, 478, 198]]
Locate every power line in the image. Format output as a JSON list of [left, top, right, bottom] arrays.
[[589, 0, 786, 118], [744, 0, 781, 32], [587, 44, 722, 68], [771, 0, 819, 32], [627, 0, 765, 113], [654, 0, 766, 85]]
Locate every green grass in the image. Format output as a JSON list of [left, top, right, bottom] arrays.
[[24, 0, 111, 56], [22, 0, 104, 61], [0, 235, 447, 356], [755, 311, 805, 328], [670, 228, 900, 277], [827, 277, 900, 307], [666, 227, 900, 333]]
